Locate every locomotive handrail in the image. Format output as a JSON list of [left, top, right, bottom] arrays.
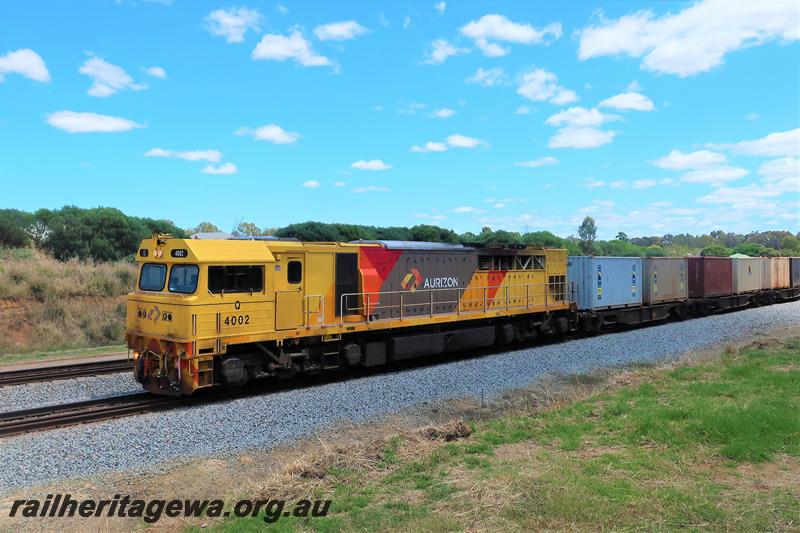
[[302, 294, 326, 328], [338, 280, 568, 325]]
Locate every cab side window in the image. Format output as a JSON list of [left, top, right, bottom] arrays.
[[287, 261, 302, 284], [208, 266, 264, 293]]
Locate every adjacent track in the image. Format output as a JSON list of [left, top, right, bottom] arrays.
[[0, 359, 132, 387], [0, 393, 181, 438]]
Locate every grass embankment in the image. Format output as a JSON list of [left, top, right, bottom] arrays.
[[208, 337, 800, 532], [0, 248, 135, 358]]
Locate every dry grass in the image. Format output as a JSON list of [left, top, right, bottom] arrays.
[[0, 248, 136, 301], [0, 296, 127, 357], [0, 248, 135, 356]]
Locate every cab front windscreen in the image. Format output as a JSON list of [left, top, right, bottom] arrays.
[[169, 264, 199, 294], [139, 263, 166, 291]]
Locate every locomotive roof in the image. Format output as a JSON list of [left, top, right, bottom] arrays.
[[349, 240, 468, 251]]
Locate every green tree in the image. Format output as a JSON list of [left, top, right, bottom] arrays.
[[235, 221, 262, 236], [578, 216, 597, 254], [700, 245, 732, 257], [191, 221, 220, 234], [615, 231, 629, 242], [0, 209, 34, 247], [42, 206, 146, 261]]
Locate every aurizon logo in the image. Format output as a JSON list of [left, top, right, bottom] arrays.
[[401, 268, 422, 292]]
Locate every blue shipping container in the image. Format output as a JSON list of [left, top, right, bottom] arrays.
[[567, 256, 643, 311]]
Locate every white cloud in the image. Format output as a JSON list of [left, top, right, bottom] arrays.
[[313, 21, 368, 41], [353, 185, 389, 192], [745, 112, 760, 121], [205, 7, 261, 43], [236, 124, 300, 145], [411, 141, 448, 153], [585, 179, 606, 188], [46, 111, 144, 133], [515, 105, 532, 115], [351, 159, 391, 171], [549, 127, 616, 149], [517, 68, 578, 104], [453, 206, 477, 213], [411, 134, 486, 153], [276, 3, 288, 15], [578, 0, 799, 77], [633, 179, 657, 189], [733, 128, 799, 157], [0, 49, 50, 83], [432, 108, 455, 118], [545, 107, 619, 127], [334, 181, 346, 187], [425, 39, 468, 65], [79, 55, 146, 97], [252, 31, 331, 67], [474, 39, 508, 57], [460, 14, 562, 56], [414, 213, 447, 220], [403, 17, 414, 30], [466, 67, 505, 87], [202, 162, 238, 175], [599, 92, 654, 111], [145, 148, 222, 162], [515, 156, 558, 168], [758, 157, 799, 182], [434, 1, 446, 14], [681, 166, 749, 184], [544, 107, 617, 149], [303, 180, 321, 188], [697, 183, 783, 206], [653, 149, 727, 170], [146, 66, 166, 79], [446, 134, 484, 148]]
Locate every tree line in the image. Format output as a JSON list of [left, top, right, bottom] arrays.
[[1, 207, 798, 262]]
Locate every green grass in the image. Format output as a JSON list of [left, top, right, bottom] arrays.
[[202, 337, 800, 532]]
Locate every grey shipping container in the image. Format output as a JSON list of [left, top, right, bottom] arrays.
[[643, 257, 688, 305], [567, 256, 642, 311], [792, 258, 800, 287], [732, 257, 763, 294]]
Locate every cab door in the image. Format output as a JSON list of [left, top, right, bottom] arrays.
[[275, 255, 304, 330]]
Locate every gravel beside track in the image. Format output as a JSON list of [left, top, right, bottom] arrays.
[[0, 373, 140, 412], [1, 301, 799, 491]]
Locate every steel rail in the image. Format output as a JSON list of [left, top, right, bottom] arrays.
[[0, 359, 132, 387], [0, 393, 181, 438]]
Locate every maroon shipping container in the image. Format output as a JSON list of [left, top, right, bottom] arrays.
[[687, 257, 733, 298]]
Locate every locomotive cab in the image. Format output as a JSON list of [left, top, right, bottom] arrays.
[[127, 234, 282, 395]]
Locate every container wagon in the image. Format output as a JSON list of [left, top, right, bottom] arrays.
[[566, 256, 681, 328]]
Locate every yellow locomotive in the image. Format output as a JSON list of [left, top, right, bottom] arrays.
[[127, 235, 572, 395]]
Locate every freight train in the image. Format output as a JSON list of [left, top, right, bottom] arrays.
[[127, 235, 800, 396]]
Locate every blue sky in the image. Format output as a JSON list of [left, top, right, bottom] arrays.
[[1, 0, 798, 238]]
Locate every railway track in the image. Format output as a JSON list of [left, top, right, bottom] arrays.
[[0, 359, 132, 387], [0, 393, 182, 438]]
